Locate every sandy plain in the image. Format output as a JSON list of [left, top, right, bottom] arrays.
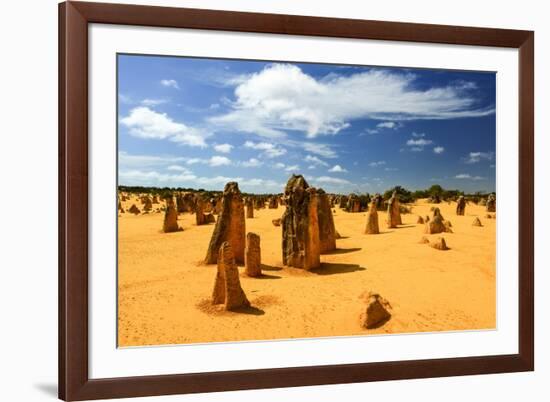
[[118, 198, 496, 347]]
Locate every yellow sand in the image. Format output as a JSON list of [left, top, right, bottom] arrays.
[[118, 198, 496, 347]]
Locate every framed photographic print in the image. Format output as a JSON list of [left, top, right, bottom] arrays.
[[59, 1, 534, 400]]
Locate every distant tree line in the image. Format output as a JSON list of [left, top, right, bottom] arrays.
[[118, 184, 493, 204]]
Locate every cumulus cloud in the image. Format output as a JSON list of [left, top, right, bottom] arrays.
[[210, 63, 493, 139], [120, 107, 208, 147], [208, 156, 231, 166], [463, 151, 495, 164], [328, 164, 348, 173], [213, 143, 233, 153], [284, 165, 300, 172], [241, 158, 263, 167], [433, 146, 445, 154], [368, 161, 386, 167], [160, 79, 180, 89]]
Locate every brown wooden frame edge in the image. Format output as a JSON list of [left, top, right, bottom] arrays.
[[59, 1, 534, 400]]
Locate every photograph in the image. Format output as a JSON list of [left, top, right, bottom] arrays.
[[117, 54, 497, 347]]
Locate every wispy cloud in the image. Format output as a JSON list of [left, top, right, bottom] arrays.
[[455, 173, 485, 180], [210, 63, 493, 139], [463, 151, 494, 164], [243, 141, 287, 158], [406, 138, 433, 147], [305, 155, 329, 166], [369, 161, 386, 167], [284, 165, 300, 172], [433, 146, 445, 154], [140, 98, 168, 106]]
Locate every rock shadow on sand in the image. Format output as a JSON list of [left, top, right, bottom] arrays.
[[197, 299, 265, 316], [260, 264, 283, 272], [323, 247, 362, 255], [310, 263, 366, 275]]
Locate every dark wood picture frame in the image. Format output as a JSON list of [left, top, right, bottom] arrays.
[[59, 1, 534, 400]]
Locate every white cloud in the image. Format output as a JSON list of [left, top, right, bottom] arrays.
[[243, 141, 287, 158], [304, 155, 329, 166], [455, 173, 485, 180], [377, 121, 398, 129], [166, 165, 192, 173], [300, 142, 337, 158], [140, 98, 168, 106], [171, 155, 232, 167], [410, 147, 423, 152], [210, 63, 493, 139], [160, 79, 179, 89], [312, 176, 351, 185], [368, 161, 386, 167], [463, 151, 494, 164], [119, 168, 283, 192], [241, 158, 263, 167], [208, 156, 231, 167], [384, 167, 398, 172], [120, 107, 208, 147], [284, 165, 300, 172], [213, 143, 233, 153], [118, 151, 185, 169], [328, 164, 348, 173], [406, 138, 433, 146], [273, 162, 286, 169], [433, 146, 445, 154], [412, 132, 426, 138]]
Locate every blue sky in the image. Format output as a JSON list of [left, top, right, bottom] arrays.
[[118, 54, 496, 194]]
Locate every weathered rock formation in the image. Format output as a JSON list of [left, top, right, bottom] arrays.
[[272, 218, 281, 226], [417, 216, 424, 224], [424, 207, 452, 234], [128, 204, 140, 215], [361, 293, 392, 329], [268, 197, 278, 209], [338, 195, 348, 209], [386, 191, 402, 228], [317, 189, 337, 253], [143, 197, 153, 212], [204, 182, 246, 264], [211, 242, 250, 310], [486, 193, 496, 212], [472, 217, 483, 227], [364, 200, 380, 234], [244, 233, 262, 277], [456, 195, 466, 216], [281, 175, 321, 270], [245, 198, 254, 219], [162, 197, 180, 233], [346, 194, 361, 212], [430, 237, 449, 251]]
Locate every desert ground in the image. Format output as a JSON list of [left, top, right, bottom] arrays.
[[117, 198, 496, 347]]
